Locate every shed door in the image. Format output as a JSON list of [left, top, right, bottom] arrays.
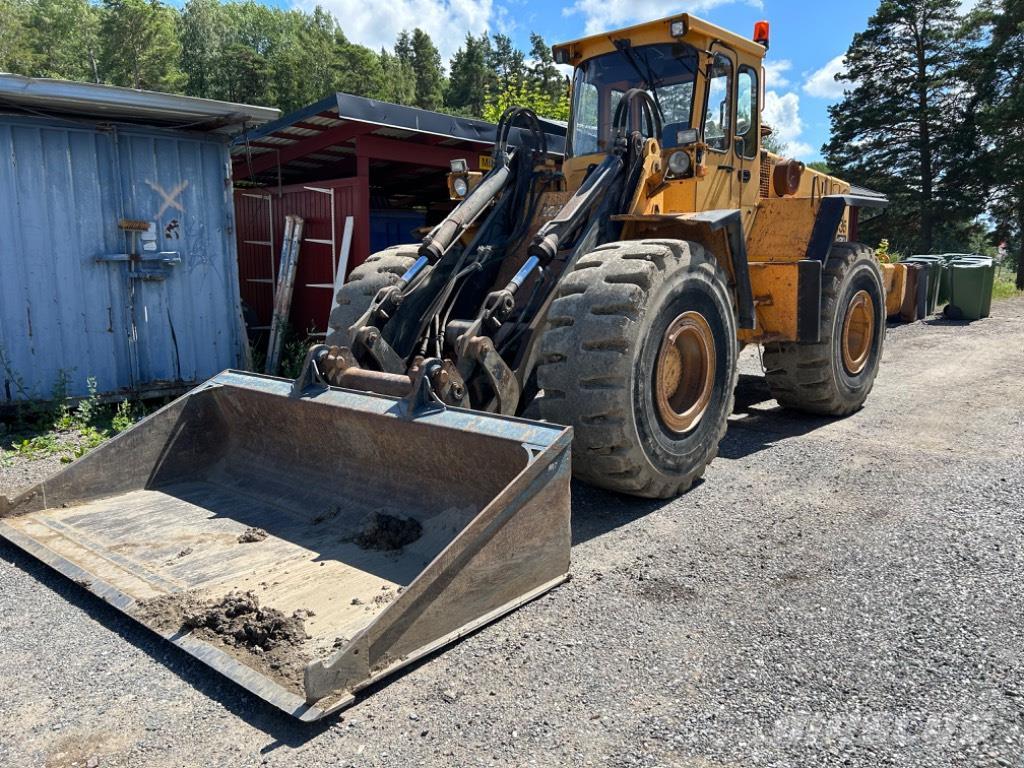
[[99, 131, 240, 393]]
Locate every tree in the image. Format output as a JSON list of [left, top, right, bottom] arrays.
[[483, 77, 569, 123], [528, 33, 565, 103], [446, 33, 490, 116], [0, 0, 34, 75], [216, 0, 279, 105], [100, 0, 183, 91], [179, 0, 222, 98], [488, 33, 525, 93], [26, 0, 101, 81], [824, 0, 979, 254], [379, 48, 415, 105], [409, 28, 444, 110], [335, 42, 387, 100], [967, 0, 1024, 288]]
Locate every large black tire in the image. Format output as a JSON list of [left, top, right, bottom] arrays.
[[325, 246, 418, 347], [763, 241, 885, 416], [536, 239, 739, 499]]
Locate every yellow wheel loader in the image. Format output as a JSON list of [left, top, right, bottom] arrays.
[[0, 13, 889, 719]]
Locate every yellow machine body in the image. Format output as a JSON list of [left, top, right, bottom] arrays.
[[546, 14, 888, 345]]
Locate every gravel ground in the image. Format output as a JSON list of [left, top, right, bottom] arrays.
[[2, 298, 1023, 768]]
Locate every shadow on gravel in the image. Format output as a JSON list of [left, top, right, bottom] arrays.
[[718, 374, 834, 460], [921, 316, 972, 327]]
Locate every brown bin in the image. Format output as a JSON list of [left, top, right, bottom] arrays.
[[899, 263, 925, 322]]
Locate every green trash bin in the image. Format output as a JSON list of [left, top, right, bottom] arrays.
[[951, 255, 995, 317], [944, 257, 994, 321], [904, 255, 945, 316]]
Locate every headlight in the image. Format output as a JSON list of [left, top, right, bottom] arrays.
[[453, 176, 469, 197], [667, 151, 691, 177]]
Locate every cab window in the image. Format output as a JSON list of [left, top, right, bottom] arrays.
[[703, 53, 733, 152], [736, 66, 758, 159], [568, 43, 699, 157]]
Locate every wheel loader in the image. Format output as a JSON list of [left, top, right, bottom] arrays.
[[0, 14, 888, 720]]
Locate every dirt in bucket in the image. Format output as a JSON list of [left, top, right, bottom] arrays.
[[237, 527, 268, 543], [353, 512, 423, 551], [134, 590, 312, 696]]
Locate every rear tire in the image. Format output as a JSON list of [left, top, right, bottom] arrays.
[[763, 241, 885, 416], [537, 239, 738, 499], [325, 246, 418, 347]]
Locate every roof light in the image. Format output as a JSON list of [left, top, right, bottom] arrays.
[[754, 20, 770, 49], [670, 19, 687, 37]]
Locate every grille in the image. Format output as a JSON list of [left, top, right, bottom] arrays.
[[759, 153, 772, 198]]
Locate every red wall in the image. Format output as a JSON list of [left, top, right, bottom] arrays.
[[234, 178, 367, 335]]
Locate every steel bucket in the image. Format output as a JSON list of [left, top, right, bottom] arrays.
[[0, 371, 572, 720]]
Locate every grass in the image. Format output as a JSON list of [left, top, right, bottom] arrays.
[[992, 274, 1023, 301], [1, 378, 146, 467]]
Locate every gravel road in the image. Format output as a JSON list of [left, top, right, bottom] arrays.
[[2, 298, 1022, 768]]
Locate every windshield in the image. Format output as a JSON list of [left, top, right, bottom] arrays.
[[568, 43, 698, 157]]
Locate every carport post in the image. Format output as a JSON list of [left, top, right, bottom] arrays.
[[351, 148, 372, 271]]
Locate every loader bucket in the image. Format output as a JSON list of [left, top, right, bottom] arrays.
[[0, 371, 572, 721]]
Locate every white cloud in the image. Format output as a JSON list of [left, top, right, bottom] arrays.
[[786, 140, 814, 157], [762, 59, 792, 90], [802, 54, 850, 101], [763, 90, 803, 145], [563, 0, 762, 37], [294, 0, 493, 62], [762, 89, 816, 158]]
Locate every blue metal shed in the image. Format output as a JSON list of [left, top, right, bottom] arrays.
[[0, 75, 278, 401]]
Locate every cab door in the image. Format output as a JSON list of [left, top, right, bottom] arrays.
[[696, 45, 737, 212], [734, 62, 761, 232]]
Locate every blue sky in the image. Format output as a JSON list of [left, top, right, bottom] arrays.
[[288, 0, 891, 161]]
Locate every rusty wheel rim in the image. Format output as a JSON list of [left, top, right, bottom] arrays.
[[842, 289, 875, 375], [655, 311, 716, 435]]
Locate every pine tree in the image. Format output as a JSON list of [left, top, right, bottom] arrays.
[[100, 0, 184, 91], [379, 48, 415, 105], [488, 33, 525, 93], [967, 0, 1024, 288], [409, 28, 445, 110], [528, 33, 564, 103], [446, 33, 489, 116], [824, 0, 978, 253]]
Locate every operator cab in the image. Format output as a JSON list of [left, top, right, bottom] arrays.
[[567, 42, 699, 157]]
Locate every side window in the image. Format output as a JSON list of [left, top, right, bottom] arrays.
[[572, 82, 600, 155], [703, 53, 733, 152], [736, 66, 758, 159]]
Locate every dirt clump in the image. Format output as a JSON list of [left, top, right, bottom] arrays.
[[237, 527, 268, 543], [133, 591, 312, 695], [182, 591, 307, 652], [354, 512, 422, 551]]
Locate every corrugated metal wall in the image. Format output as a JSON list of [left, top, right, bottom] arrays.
[[236, 180, 365, 335], [0, 116, 243, 402]]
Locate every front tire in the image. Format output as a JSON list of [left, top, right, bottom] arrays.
[[537, 239, 738, 499], [763, 242, 885, 416], [325, 246, 418, 347]]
